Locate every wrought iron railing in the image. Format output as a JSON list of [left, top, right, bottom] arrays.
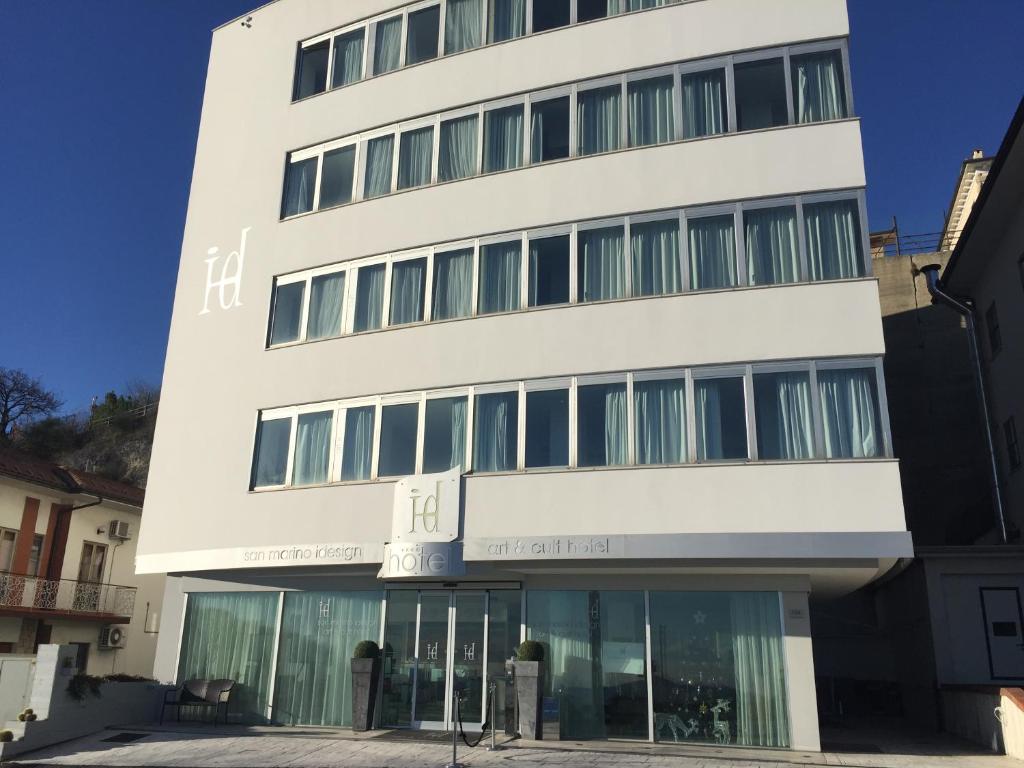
[[0, 574, 136, 618]]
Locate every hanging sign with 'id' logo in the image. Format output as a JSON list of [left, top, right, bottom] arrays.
[[379, 468, 463, 579]]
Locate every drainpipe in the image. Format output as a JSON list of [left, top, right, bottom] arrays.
[[919, 264, 1009, 544]]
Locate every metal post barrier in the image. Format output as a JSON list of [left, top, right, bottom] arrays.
[[446, 690, 463, 768], [487, 681, 499, 751]]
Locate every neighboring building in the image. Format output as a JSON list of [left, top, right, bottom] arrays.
[[940, 150, 993, 254], [0, 451, 163, 677], [140, 0, 910, 751]]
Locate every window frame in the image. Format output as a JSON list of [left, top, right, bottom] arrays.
[[526, 225, 574, 308]]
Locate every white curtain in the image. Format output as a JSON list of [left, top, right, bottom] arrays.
[[398, 127, 434, 189], [754, 372, 813, 460], [628, 76, 675, 147], [792, 50, 847, 124], [374, 17, 402, 74], [488, 0, 525, 42], [682, 69, 725, 138], [390, 259, 426, 325], [604, 386, 627, 466], [432, 249, 473, 320], [293, 412, 332, 486], [445, 0, 482, 53], [745, 206, 800, 286], [578, 384, 627, 467], [634, 379, 685, 464], [439, 116, 478, 182], [804, 199, 865, 280], [484, 106, 524, 172], [364, 135, 394, 199], [578, 86, 621, 155], [689, 215, 736, 290], [626, 0, 679, 8], [579, 226, 625, 302], [282, 157, 316, 217], [341, 406, 375, 481], [478, 242, 521, 314], [354, 264, 386, 332], [332, 30, 364, 87], [818, 368, 881, 458], [307, 272, 344, 340], [730, 593, 790, 748], [449, 398, 468, 470], [631, 219, 681, 296], [473, 392, 517, 471]]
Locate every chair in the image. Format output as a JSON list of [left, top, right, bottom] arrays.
[[160, 678, 234, 724]]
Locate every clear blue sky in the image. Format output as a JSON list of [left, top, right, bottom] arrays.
[[1, 1, 1022, 414]]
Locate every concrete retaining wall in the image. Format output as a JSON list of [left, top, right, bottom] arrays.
[[997, 689, 1024, 760], [940, 688, 1004, 753]]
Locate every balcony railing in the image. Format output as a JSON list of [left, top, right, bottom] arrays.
[[0, 574, 136, 619]]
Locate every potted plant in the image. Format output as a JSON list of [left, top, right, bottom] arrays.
[[513, 640, 545, 740], [350, 640, 381, 732]]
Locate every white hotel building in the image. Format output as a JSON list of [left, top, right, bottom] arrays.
[[141, 0, 910, 751]]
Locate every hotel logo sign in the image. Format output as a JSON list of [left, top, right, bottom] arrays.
[[200, 227, 250, 315], [379, 468, 464, 579]]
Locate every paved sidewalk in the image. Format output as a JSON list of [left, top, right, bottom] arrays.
[[4, 725, 1017, 768]]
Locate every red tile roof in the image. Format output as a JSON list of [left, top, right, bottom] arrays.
[[0, 449, 144, 508]]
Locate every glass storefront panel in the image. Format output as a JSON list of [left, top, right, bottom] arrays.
[[649, 592, 789, 748], [487, 590, 522, 731], [177, 592, 278, 722], [416, 593, 451, 722], [381, 590, 417, 726], [452, 593, 485, 723], [272, 591, 382, 727]]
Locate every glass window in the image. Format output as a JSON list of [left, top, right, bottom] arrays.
[[293, 411, 333, 486], [578, 226, 626, 302], [364, 135, 395, 199], [332, 29, 365, 88], [27, 535, 44, 577], [478, 241, 521, 314], [445, 0, 483, 54], [378, 403, 419, 477], [484, 105, 524, 173], [319, 145, 356, 209], [489, 0, 526, 42], [423, 396, 468, 473], [354, 263, 386, 332], [398, 127, 434, 190], [532, 0, 570, 32], [744, 206, 799, 286], [307, 272, 345, 340], [804, 199, 865, 280], [817, 367, 882, 459], [380, 590, 417, 726], [1005, 417, 1021, 472], [273, 592, 382, 726], [487, 590, 523, 731], [341, 406, 375, 481], [269, 281, 305, 345], [650, 591, 789, 747], [294, 41, 329, 100], [578, 85, 622, 156], [432, 249, 474, 321], [631, 219, 681, 296], [525, 388, 568, 468], [578, 0, 615, 22], [473, 391, 518, 472], [986, 302, 1002, 357], [754, 371, 814, 460], [389, 258, 427, 326], [374, 17, 403, 74], [0, 530, 16, 572], [681, 69, 726, 139], [439, 115, 479, 182], [634, 378, 686, 464], [695, 377, 747, 461], [282, 156, 317, 217], [688, 215, 737, 290], [735, 58, 788, 131], [407, 5, 441, 65], [528, 235, 570, 307], [628, 76, 675, 147], [253, 417, 291, 487], [791, 50, 847, 124], [530, 96, 571, 163], [577, 382, 628, 467]]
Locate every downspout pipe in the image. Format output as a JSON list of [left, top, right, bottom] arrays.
[[919, 264, 1009, 544]]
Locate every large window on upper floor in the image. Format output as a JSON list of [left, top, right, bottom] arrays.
[[250, 358, 891, 490]]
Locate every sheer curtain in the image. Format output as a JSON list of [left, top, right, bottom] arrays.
[[398, 128, 434, 189], [478, 242, 521, 314], [374, 17, 402, 74], [745, 206, 800, 286], [818, 368, 881, 458], [634, 379, 685, 464], [688, 215, 737, 290], [730, 593, 790, 748], [445, 0, 482, 53], [449, 398, 468, 470], [282, 157, 316, 217], [432, 249, 473, 320], [293, 411, 332, 486], [364, 135, 395, 199], [628, 76, 675, 147], [354, 264, 385, 332], [439, 116, 478, 182], [178, 593, 278, 722], [578, 226, 625, 302], [341, 406, 375, 481], [578, 86, 622, 155], [390, 259, 426, 325], [578, 384, 627, 467], [682, 69, 725, 138], [473, 392, 517, 471], [273, 592, 382, 727], [484, 106, 524, 172], [792, 50, 847, 124], [631, 219, 681, 296], [804, 199, 865, 280], [332, 30, 364, 87], [754, 372, 814, 460], [626, 0, 679, 8], [488, 0, 525, 42], [307, 272, 344, 339], [603, 386, 627, 465]]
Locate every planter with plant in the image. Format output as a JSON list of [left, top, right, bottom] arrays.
[[350, 640, 381, 732], [513, 640, 545, 740]]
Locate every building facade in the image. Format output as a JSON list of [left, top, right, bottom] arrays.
[[140, 0, 910, 750]]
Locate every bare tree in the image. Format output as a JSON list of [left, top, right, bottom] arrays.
[[0, 368, 63, 443]]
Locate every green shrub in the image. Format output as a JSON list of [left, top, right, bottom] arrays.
[[0, 730, 12, 742], [16, 714, 25, 722], [352, 640, 380, 659], [67, 674, 104, 702], [22, 709, 32, 716], [515, 641, 545, 662], [103, 673, 155, 683]]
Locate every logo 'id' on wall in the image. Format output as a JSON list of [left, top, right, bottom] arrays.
[[200, 227, 250, 315], [379, 467, 464, 579]]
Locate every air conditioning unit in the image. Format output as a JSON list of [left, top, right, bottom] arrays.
[[98, 626, 127, 649], [108, 520, 131, 541]]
